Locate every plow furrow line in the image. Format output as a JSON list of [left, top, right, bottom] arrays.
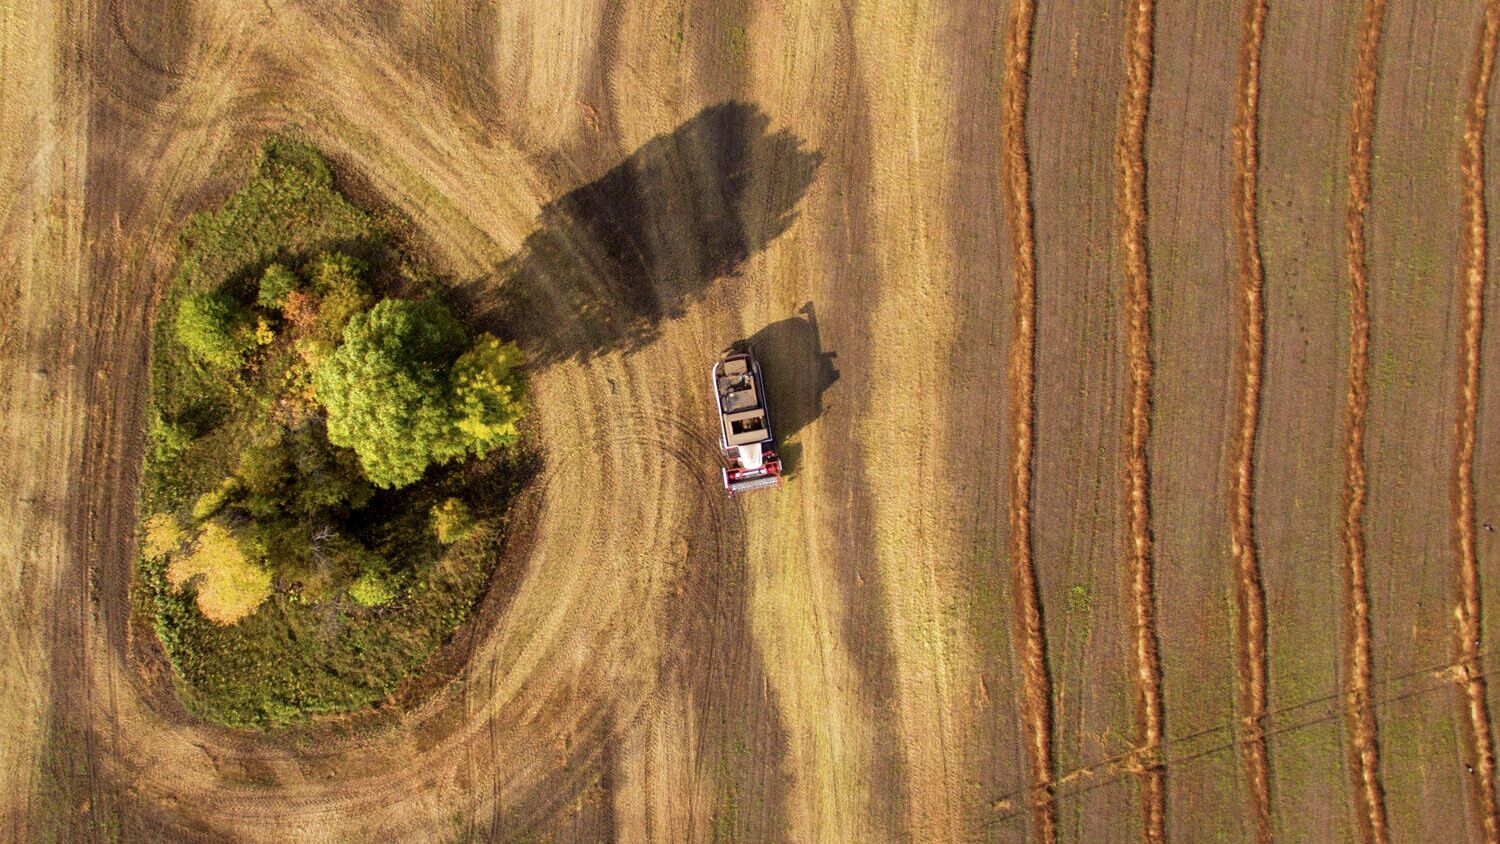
[[999, 0, 1055, 840], [1115, 0, 1166, 841], [1341, 0, 1390, 840], [1229, 0, 1272, 839], [1453, 0, 1500, 839]]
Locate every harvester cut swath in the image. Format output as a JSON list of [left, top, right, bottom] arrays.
[[713, 347, 783, 495]]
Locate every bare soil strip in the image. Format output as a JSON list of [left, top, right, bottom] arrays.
[[1341, 1, 1391, 840], [1115, 0, 1166, 840], [1229, 0, 1273, 839], [999, 0, 1055, 840], [1453, 1, 1500, 838]]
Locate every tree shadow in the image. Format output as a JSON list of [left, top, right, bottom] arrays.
[[732, 301, 839, 476], [458, 102, 822, 367]]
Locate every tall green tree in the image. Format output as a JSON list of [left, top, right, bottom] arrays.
[[314, 298, 526, 488], [313, 298, 468, 488], [306, 252, 371, 342]]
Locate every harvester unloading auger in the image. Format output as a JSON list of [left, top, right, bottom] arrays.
[[712, 348, 783, 495]]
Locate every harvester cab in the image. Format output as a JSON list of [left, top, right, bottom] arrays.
[[712, 349, 783, 495]]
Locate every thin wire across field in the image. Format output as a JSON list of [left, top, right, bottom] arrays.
[[982, 650, 1500, 833]]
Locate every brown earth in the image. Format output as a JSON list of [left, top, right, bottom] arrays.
[[1363, 1, 1500, 841], [2, 1, 1499, 842]]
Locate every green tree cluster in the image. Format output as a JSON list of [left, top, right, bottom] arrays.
[[314, 299, 526, 489], [257, 263, 299, 309], [349, 571, 396, 608], [149, 414, 194, 463], [233, 425, 373, 520], [175, 291, 255, 369], [452, 335, 526, 452], [140, 139, 532, 725]]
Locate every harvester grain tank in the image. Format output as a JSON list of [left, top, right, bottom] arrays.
[[712, 349, 783, 494]]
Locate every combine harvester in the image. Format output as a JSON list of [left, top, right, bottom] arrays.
[[712, 349, 783, 495]]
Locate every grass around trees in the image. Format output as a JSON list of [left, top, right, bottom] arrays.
[[139, 138, 532, 727]]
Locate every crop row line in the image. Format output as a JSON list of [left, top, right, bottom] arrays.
[[1115, 1, 1167, 841], [1452, 0, 1500, 839], [1229, 0, 1273, 839], [1341, 1, 1390, 840], [1000, 0, 1056, 840]]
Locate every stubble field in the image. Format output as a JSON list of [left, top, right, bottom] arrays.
[[3, 1, 1500, 841]]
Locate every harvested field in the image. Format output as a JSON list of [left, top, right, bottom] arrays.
[[2, 1, 1500, 842]]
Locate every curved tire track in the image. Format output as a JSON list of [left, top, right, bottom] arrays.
[[58, 12, 773, 827], [998, 0, 1055, 840], [1453, 0, 1500, 838], [1229, 0, 1273, 839], [1116, 0, 1167, 840], [1341, 1, 1390, 840]]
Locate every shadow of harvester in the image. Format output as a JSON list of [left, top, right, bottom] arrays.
[[461, 102, 822, 368]]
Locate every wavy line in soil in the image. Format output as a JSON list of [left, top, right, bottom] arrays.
[[1116, 0, 1166, 840], [1229, 0, 1272, 839], [1341, 1, 1390, 840], [1453, 1, 1500, 837], [999, 0, 1055, 840]]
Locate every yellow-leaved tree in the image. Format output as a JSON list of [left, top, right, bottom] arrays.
[[143, 514, 185, 559], [451, 333, 526, 455], [168, 521, 273, 624]]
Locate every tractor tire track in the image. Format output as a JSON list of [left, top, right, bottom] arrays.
[[1115, 0, 1166, 840], [998, 0, 1055, 840], [1453, 1, 1500, 838], [1228, 0, 1273, 839], [1340, 1, 1390, 840]]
